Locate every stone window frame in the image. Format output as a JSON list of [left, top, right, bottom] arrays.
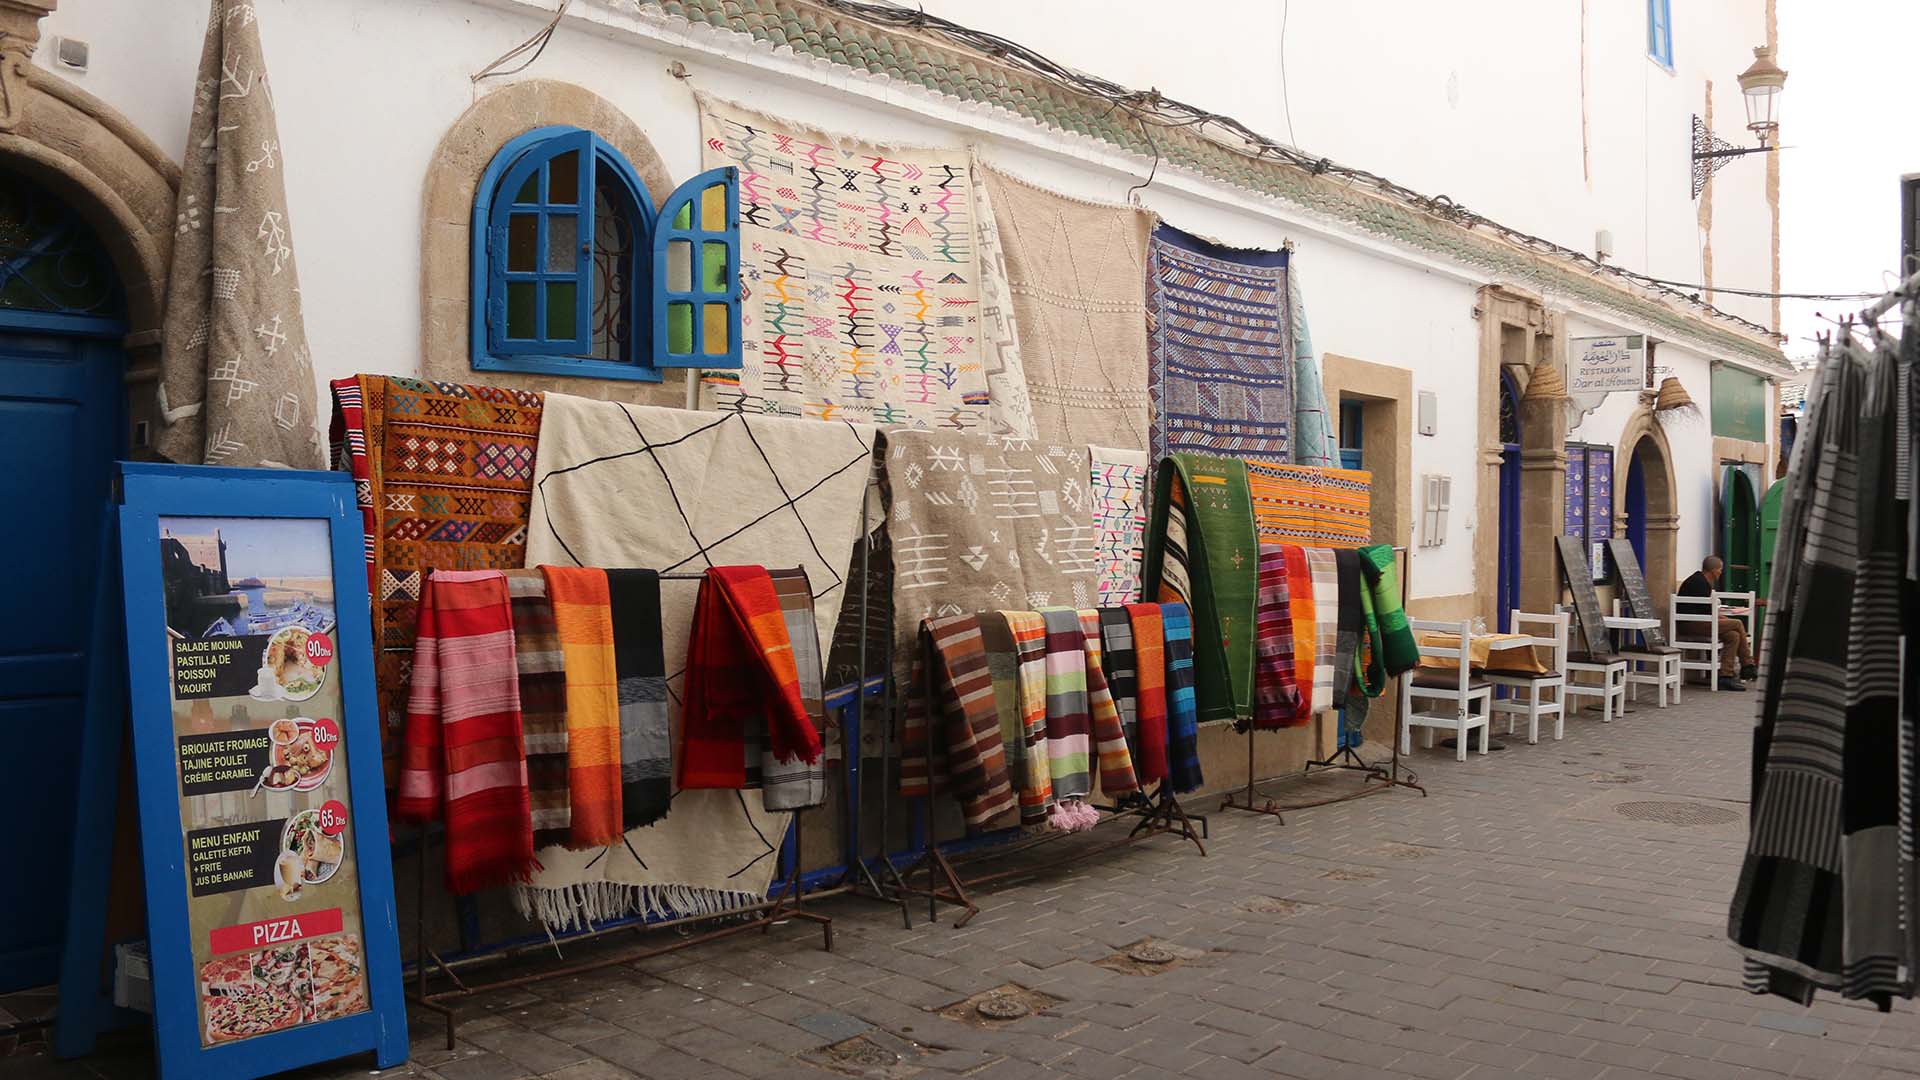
[[421, 80, 687, 409]]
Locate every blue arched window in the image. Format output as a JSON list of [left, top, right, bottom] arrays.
[[471, 126, 740, 381]]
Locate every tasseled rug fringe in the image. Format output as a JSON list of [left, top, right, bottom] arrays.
[[1047, 798, 1101, 833]]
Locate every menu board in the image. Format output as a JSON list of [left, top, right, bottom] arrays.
[[1606, 538, 1670, 648], [158, 516, 370, 1046], [1555, 534, 1613, 658]]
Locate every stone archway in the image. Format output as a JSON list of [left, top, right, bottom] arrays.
[[1615, 405, 1680, 618], [420, 78, 682, 406], [1475, 285, 1568, 623], [0, 1, 179, 442]]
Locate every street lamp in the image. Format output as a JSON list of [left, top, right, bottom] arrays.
[[1691, 46, 1788, 199]]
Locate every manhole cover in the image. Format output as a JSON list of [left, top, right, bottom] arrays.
[[939, 984, 1063, 1026], [1589, 772, 1643, 784], [1127, 943, 1178, 964], [975, 994, 1030, 1020], [1236, 896, 1306, 915], [1615, 801, 1741, 826]]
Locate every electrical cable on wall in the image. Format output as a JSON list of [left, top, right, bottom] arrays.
[[801, 0, 1790, 345]]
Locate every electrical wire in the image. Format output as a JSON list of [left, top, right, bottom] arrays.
[[799, 0, 1788, 345], [474, 0, 570, 83], [1278, 0, 1296, 149]]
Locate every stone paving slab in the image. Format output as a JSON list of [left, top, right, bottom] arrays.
[[9, 687, 1918, 1078]]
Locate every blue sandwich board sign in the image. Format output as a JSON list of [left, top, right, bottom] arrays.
[[108, 463, 405, 1077]]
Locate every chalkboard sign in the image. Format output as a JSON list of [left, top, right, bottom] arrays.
[[1556, 534, 1612, 658], [1606, 538, 1670, 648], [114, 464, 405, 1079]]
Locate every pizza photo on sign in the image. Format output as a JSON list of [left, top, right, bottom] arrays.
[[306, 935, 368, 1022], [200, 952, 303, 1043]]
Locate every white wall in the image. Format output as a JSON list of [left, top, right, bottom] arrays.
[[33, 0, 1768, 598], [918, 0, 1778, 330]]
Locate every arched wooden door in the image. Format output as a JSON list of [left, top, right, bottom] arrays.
[[1757, 479, 1784, 600], [1496, 371, 1522, 631], [1721, 467, 1760, 595], [0, 170, 127, 991]]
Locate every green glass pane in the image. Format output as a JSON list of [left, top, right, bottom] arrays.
[[507, 214, 537, 272], [667, 301, 693, 355], [701, 241, 728, 293], [700, 183, 726, 229], [666, 239, 692, 292], [506, 281, 536, 339], [703, 303, 729, 355], [547, 151, 579, 205], [547, 281, 577, 340], [548, 214, 578, 272], [672, 200, 692, 229], [513, 172, 538, 205]]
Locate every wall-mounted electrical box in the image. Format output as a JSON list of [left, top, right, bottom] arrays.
[[1421, 473, 1452, 547], [1417, 390, 1437, 436]]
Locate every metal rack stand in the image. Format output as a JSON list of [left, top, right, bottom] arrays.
[[402, 567, 840, 1047], [406, 812, 835, 1050], [1223, 544, 1428, 817]]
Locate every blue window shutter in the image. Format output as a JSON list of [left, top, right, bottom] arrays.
[[486, 128, 596, 357], [652, 167, 742, 370], [1649, 0, 1673, 66]]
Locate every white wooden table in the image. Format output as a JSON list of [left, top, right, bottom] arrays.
[[1603, 615, 1663, 712]]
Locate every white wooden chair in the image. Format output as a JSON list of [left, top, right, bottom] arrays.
[[1715, 590, 1757, 642], [1671, 592, 1722, 689], [1401, 618, 1491, 762], [1610, 598, 1682, 707], [1556, 603, 1628, 723], [1486, 610, 1567, 744]]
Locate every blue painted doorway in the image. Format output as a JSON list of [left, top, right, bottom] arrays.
[[1496, 371, 1522, 632], [0, 171, 128, 991]]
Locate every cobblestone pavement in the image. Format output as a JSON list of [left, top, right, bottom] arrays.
[[12, 686, 1919, 1079]]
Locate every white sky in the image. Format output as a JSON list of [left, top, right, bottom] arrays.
[[1777, 0, 1920, 362]]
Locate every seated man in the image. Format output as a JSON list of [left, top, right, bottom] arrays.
[[1677, 555, 1755, 691]]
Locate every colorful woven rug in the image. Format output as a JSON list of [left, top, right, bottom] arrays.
[[1245, 460, 1373, 546], [1124, 602, 1170, 786], [1160, 602, 1205, 794], [885, 430, 1099, 686], [1251, 544, 1302, 730], [1287, 267, 1340, 467], [1090, 445, 1149, 606], [697, 93, 991, 431], [751, 568, 829, 811], [395, 570, 536, 895], [1140, 453, 1258, 723], [328, 375, 544, 787], [900, 615, 1020, 833], [979, 163, 1153, 448], [504, 570, 570, 848], [1146, 224, 1296, 464], [1305, 548, 1340, 713], [1078, 609, 1139, 797], [519, 395, 875, 928], [968, 159, 1038, 440]]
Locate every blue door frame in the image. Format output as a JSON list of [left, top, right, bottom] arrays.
[[0, 167, 131, 993], [1495, 371, 1522, 632], [0, 316, 125, 991]]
